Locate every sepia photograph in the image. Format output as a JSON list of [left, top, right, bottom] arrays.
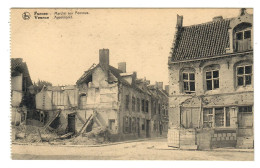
[[9, 7, 254, 161]]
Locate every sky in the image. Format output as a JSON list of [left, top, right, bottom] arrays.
[[11, 8, 253, 87]]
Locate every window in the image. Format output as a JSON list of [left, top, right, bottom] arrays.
[[141, 99, 145, 112], [132, 97, 135, 112], [132, 117, 136, 133], [235, 30, 252, 52], [203, 107, 230, 128], [183, 72, 195, 93], [109, 119, 116, 132], [215, 108, 224, 127], [137, 98, 140, 112], [79, 94, 87, 109], [125, 95, 129, 110], [142, 119, 145, 130], [123, 116, 129, 133], [158, 103, 161, 114], [233, 23, 252, 52], [238, 106, 253, 128], [239, 106, 252, 113], [203, 108, 213, 128], [145, 100, 149, 113], [237, 65, 252, 86], [129, 117, 132, 133], [206, 70, 219, 90]]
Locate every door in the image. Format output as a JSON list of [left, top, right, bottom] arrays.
[[146, 120, 150, 138], [137, 118, 140, 137], [68, 114, 76, 133]]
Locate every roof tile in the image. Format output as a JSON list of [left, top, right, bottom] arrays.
[[171, 19, 231, 61]]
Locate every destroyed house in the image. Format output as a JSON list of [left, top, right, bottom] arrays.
[[11, 58, 34, 125], [168, 9, 253, 149], [76, 49, 169, 140], [35, 49, 169, 141]]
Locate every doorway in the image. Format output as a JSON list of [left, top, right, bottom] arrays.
[[68, 114, 76, 133], [137, 118, 140, 137], [146, 120, 150, 138]]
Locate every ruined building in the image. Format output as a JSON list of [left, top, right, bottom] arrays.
[[11, 58, 34, 125], [35, 49, 169, 141], [168, 9, 253, 149]]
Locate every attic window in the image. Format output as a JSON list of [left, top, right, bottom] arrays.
[[234, 23, 252, 52]]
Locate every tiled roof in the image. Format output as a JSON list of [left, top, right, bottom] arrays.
[[171, 19, 231, 62]]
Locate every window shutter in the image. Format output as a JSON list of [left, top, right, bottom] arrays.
[[230, 107, 237, 128]]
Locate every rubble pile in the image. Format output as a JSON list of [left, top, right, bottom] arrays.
[[13, 124, 59, 143], [12, 124, 111, 145]]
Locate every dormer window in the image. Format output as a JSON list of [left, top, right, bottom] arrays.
[[233, 23, 252, 52]]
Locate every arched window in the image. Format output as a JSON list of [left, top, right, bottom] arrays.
[[181, 68, 195, 94], [233, 22, 252, 52]]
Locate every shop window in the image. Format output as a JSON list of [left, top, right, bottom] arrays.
[[203, 108, 213, 128], [237, 65, 252, 86], [203, 107, 230, 128], [215, 108, 224, 127]]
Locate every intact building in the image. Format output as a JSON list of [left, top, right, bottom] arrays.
[[168, 9, 253, 149]]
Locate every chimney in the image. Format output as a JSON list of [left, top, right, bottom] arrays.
[[176, 15, 183, 28], [239, 8, 248, 16], [212, 16, 223, 22], [118, 62, 126, 73], [99, 49, 109, 69], [132, 71, 137, 80]]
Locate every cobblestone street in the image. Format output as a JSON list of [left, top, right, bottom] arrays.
[[12, 138, 254, 160]]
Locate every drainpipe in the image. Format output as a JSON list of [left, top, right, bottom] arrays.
[[179, 105, 181, 148]]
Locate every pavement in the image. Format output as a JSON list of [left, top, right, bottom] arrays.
[[11, 137, 254, 160]]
